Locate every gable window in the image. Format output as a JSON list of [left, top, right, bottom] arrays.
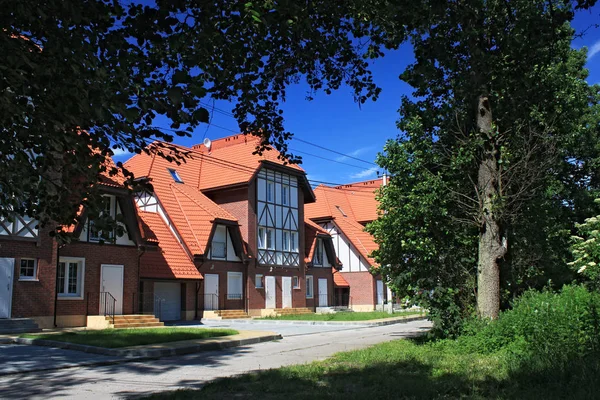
[[314, 238, 324, 266], [255, 274, 264, 289], [282, 184, 290, 206], [57, 257, 85, 299], [306, 275, 313, 298], [211, 225, 227, 259], [258, 227, 266, 249], [19, 258, 37, 280], [168, 168, 183, 183], [89, 196, 115, 242], [293, 276, 300, 289]]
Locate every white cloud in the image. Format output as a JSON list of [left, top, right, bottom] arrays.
[[335, 146, 373, 162], [588, 39, 600, 60], [350, 166, 379, 179]]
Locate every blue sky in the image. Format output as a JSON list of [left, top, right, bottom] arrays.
[[114, 5, 600, 186]]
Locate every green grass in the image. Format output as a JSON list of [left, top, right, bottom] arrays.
[[21, 328, 238, 348], [258, 311, 422, 321], [144, 336, 600, 400]]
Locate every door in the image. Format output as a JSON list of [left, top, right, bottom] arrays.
[[318, 278, 328, 307], [204, 274, 219, 310], [376, 280, 384, 305], [0, 258, 14, 318], [265, 276, 276, 308], [100, 264, 124, 315], [282, 276, 292, 309], [154, 282, 181, 321]]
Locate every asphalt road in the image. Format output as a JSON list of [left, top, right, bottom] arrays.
[[0, 319, 431, 399]]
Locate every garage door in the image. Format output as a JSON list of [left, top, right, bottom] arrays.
[[154, 282, 181, 321]]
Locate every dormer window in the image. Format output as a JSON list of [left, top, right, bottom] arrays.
[[168, 168, 183, 183], [314, 238, 324, 266]]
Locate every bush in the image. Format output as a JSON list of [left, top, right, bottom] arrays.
[[452, 285, 600, 369]]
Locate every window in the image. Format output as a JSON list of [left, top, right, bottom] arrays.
[[168, 168, 183, 183], [290, 232, 297, 252], [57, 258, 85, 298], [306, 275, 313, 298], [293, 276, 300, 289], [314, 238, 324, 266], [266, 228, 274, 250], [258, 227, 266, 249], [282, 231, 290, 251], [255, 274, 264, 289], [89, 196, 115, 242], [282, 184, 290, 205], [19, 258, 37, 280], [266, 181, 274, 202], [227, 272, 243, 300], [211, 225, 227, 259]]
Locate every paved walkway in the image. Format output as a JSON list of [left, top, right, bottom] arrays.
[[0, 319, 431, 399]]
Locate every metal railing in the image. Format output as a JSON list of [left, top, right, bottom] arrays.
[[99, 292, 116, 325], [133, 292, 164, 319], [226, 293, 243, 301]]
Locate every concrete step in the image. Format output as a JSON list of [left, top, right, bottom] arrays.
[[112, 322, 165, 329], [0, 318, 41, 334]]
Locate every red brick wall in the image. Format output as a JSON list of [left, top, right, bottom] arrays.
[[197, 260, 245, 311], [59, 242, 139, 316], [0, 230, 57, 319], [341, 271, 376, 306]]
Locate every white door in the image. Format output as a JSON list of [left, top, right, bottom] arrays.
[[282, 276, 292, 309], [265, 276, 276, 308], [318, 278, 328, 307], [204, 274, 219, 310], [154, 282, 181, 321], [377, 280, 384, 305], [0, 258, 14, 319], [100, 264, 124, 315]]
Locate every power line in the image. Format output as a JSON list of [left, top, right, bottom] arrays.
[[290, 149, 372, 170], [194, 102, 378, 167]]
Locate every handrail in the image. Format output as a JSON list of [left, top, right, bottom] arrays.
[[100, 291, 116, 325]]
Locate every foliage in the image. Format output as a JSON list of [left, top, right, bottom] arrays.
[[368, 0, 600, 332], [2, 0, 401, 235], [21, 327, 238, 348], [569, 200, 600, 289], [145, 289, 600, 399]]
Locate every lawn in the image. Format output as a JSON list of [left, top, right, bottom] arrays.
[[258, 311, 422, 321], [21, 328, 238, 348], [144, 337, 600, 400]]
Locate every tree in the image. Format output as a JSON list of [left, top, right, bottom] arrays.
[[1, 0, 400, 236], [368, 0, 600, 330]]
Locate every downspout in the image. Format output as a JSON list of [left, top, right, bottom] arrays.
[[53, 243, 64, 328], [136, 245, 145, 313], [195, 260, 204, 320]]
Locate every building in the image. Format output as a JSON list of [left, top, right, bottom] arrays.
[[0, 157, 147, 328], [125, 134, 338, 319], [305, 178, 390, 311]]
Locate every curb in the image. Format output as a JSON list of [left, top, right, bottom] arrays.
[[203, 315, 428, 327], [0, 333, 281, 377]]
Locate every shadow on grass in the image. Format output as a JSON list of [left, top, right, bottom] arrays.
[[140, 344, 600, 400]]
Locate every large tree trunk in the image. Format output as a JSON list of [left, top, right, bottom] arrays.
[[476, 95, 506, 319]]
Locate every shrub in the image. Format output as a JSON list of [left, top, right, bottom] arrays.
[[569, 201, 600, 289], [453, 285, 600, 369]]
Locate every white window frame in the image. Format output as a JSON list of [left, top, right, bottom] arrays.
[[290, 231, 298, 252], [282, 230, 290, 251], [266, 181, 274, 202], [258, 227, 266, 249], [306, 275, 314, 299], [227, 271, 243, 300], [57, 257, 85, 299], [266, 228, 275, 250], [255, 274, 264, 289], [314, 238, 324, 266], [89, 195, 116, 243], [19, 258, 38, 281], [293, 276, 300, 289], [210, 225, 227, 260]]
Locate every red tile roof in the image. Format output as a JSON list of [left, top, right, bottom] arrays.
[[332, 268, 350, 287], [138, 211, 202, 280], [306, 181, 381, 266]]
